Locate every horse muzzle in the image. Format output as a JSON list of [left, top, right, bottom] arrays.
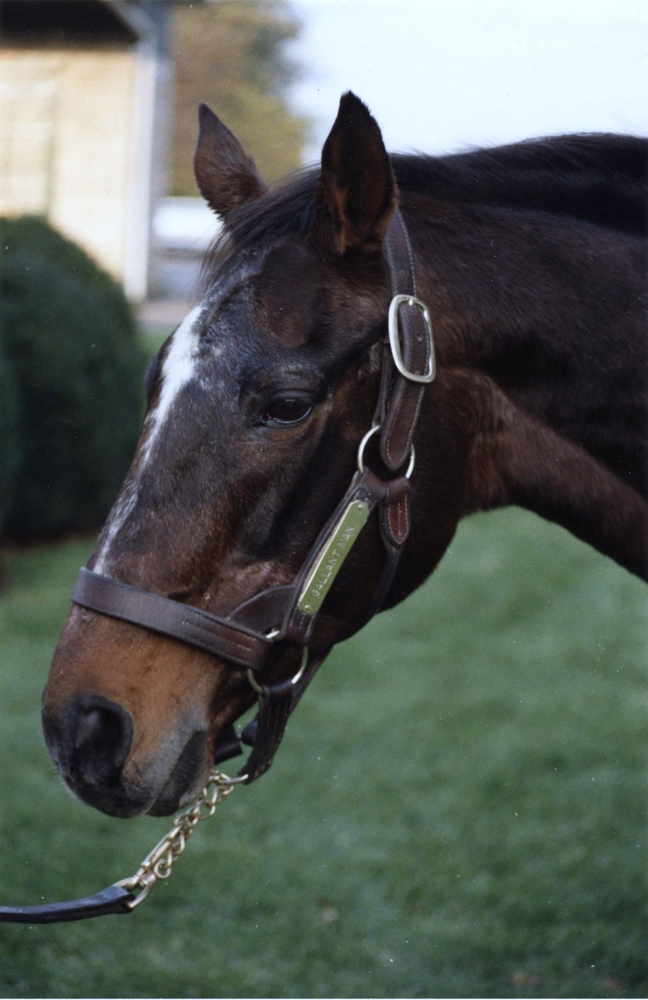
[[41, 605, 239, 817], [42, 694, 210, 818]]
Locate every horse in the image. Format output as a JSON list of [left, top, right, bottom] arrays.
[[41, 92, 647, 822]]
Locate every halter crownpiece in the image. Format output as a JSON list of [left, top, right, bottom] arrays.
[[0, 207, 436, 923]]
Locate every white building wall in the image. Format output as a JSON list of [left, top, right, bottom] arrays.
[[0, 43, 161, 300]]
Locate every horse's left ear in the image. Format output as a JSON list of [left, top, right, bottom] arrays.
[[194, 103, 269, 218], [310, 92, 397, 256]]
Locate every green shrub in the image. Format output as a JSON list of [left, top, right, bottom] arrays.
[[0, 217, 145, 540]]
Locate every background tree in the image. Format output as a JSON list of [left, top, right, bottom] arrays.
[[171, 1, 309, 196]]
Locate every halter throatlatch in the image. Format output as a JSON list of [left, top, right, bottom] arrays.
[[0, 207, 436, 923]]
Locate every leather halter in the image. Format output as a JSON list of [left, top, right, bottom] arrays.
[[70, 207, 436, 783], [0, 208, 435, 924]]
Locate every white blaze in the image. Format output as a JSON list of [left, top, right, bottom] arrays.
[[93, 303, 205, 575], [92, 489, 139, 575], [138, 303, 205, 469]]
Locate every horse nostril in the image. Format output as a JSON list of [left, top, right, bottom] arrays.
[[72, 698, 133, 785]]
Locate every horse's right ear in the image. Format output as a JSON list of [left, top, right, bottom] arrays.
[[194, 103, 269, 218], [309, 92, 397, 257]]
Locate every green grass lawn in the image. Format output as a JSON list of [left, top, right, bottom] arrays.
[[0, 509, 646, 999]]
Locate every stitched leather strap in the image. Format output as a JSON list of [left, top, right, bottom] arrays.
[[240, 678, 295, 781], [240, 649, 330, 747], [238, 469, 385, 782], [280, 469, 383, 644], [0, 884, 134, 923], [380, 209, 432, 471], [72, 568, 271, 671], [238, 471, 412, 782]]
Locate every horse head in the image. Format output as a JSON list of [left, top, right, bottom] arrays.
[[42, 94, 457, 817]]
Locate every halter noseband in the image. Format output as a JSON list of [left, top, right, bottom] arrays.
[[69, 207, 436, 784]]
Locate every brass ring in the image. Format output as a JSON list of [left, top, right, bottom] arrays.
[[246, 668, 264, 695], [246, 647, 308, 695], [357, 424, 381, 473], [291, 648, 309, 687], [406, 444, 416, 479]]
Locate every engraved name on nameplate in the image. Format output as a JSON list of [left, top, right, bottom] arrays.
[[297, 500, 371, 616]]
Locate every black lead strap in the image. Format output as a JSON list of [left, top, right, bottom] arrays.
[[0, 886, 135, 924]]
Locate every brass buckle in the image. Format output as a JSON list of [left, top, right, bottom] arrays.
[[388, 294, 436, 384]]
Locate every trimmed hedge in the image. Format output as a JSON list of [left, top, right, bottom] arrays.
[[0, 217, 145, 540]]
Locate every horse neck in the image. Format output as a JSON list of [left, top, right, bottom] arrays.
[[405, 196, 648, 580]]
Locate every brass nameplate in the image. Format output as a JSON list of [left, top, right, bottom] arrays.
[[297, 500, 371, 616]]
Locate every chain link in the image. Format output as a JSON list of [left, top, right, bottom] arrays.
[[116, 769, 246, 909]]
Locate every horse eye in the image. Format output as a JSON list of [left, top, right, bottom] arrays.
[[261, 394, 313, 426]]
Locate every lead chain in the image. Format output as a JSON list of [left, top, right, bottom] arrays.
[[116, 769, 246, 909]]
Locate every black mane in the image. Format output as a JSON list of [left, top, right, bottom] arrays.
[[210, 133, 647, 277], [397, 134, 647, 236]]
